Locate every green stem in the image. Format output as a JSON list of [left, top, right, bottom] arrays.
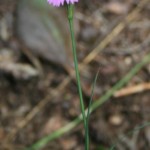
[[67, 4, 88, 150]]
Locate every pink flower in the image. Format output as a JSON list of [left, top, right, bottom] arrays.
[[47, 0, 78, 7]]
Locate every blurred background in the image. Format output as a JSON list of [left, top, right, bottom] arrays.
[[0, 0, 150, 149]]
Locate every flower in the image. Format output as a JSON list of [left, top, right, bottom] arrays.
[[47, 0, 78, 7]]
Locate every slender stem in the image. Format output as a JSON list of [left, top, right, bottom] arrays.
[[67, 4, 88, 150]]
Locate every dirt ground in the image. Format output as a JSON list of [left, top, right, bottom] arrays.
[[0, 0, 150, 150]]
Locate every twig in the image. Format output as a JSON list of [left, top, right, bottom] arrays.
[[82, 0, 149, 65], [114, 82, 150, 97]]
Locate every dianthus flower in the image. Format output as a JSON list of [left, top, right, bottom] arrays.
[[47, 0, 78, 7]]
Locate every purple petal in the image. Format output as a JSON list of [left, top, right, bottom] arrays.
[[47, 0, 79, 7]]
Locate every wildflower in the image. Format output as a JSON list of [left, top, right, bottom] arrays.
[[47, 0, 78, 7]]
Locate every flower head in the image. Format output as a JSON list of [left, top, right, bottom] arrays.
[[47, 0, 78, 7]]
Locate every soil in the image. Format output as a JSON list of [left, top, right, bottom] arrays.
[[0, 0, 150, 150]]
